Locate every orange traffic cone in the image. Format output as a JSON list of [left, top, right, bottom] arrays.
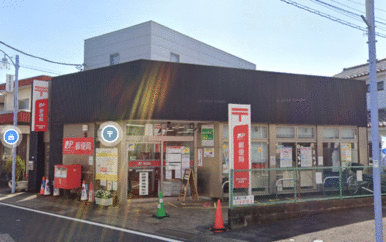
[[39, 177, 45, 195], [209, 199, 230, 232]]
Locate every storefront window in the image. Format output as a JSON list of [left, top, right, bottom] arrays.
[[276, 127, 295, 139], [323, 128, 339, 139], [128, 143, 158, 161], [251, 126, 267, 139], [222, 142, 229, 174], [127, 124, 145, 136], [341, 128, 356, 139], [298, 127, 314, 139], [223, 125, 228, 139], [251, 142, 268, 168]]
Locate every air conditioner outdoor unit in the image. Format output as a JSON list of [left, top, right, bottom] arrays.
[[5, 74, 14, 93]]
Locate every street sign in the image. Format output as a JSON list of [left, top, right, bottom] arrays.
[[102, 125, 119, 143], [0, 126, 22, 148], [97, 121, 123, 147], [4, 129, 18, 145]]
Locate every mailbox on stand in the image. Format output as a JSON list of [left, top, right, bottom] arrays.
[[54, 164, 82, 189]]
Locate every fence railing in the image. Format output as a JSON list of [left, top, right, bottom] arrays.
[[228, 165, 386, 208]]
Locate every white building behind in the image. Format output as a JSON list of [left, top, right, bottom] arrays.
[[84, 21, 256, 71]]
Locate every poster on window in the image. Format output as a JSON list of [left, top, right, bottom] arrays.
[[204, 148, 214, 157], [201, 125, 214, 146], [300, 147, 312, 167], [341, 143, 352, 167], [96, 148, 118, 181], [280, 147, 293, 168]]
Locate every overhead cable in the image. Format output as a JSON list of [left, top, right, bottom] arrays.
[[280, 0, 386, 38], [0, 41, 83, 68], [310, 0, 386, 27]]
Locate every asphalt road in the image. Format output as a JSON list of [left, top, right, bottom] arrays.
[[0, 203, 181, 242]]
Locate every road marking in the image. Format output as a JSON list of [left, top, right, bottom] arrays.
[[0, 202, 181, 242], [16, 195, 37, 203], [0, 193, 25, 201]]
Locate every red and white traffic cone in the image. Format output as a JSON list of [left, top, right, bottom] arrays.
[[39, 177, 45, 195], [209, 199, 230, 232], [44, 178, 51, 196], [80, 181, 88, 201], [88, 182, 94, 203]]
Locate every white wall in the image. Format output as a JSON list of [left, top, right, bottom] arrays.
[[4, 87, 31, 112], [362, 73, 386, 110], [84, 21, 256, 71], [84, 22, 152, 70]]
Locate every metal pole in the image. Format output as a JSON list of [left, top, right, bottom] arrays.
[[11, 55, 19, 194], [365, 1, 383, 241]]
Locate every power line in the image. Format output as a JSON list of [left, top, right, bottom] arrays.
[[19, 64, 62, 75], [0, 41, 83, 68], [280, 0, 386, 38], [330, 0, 386, 22], [310, 0, 386, 27], [343, 0, 386, 13]]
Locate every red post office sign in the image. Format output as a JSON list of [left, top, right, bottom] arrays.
[[229, 104, 251, 189], [31, 80, 49, 132], [34, 99, 48, 132], [63, 137, 94, 155]]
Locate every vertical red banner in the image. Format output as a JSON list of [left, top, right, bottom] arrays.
[[34, 99, 48, 132], [233, 124, 249, 188]]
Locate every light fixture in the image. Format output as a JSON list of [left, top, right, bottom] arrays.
[[2, 54, 9, 69]]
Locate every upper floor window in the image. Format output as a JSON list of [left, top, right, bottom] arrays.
[[18, 98, 29, 110], [298, 127, 314, 139], [170, 53, 180, 63], [377, 81, 384, 91], [276, 127, 295, 139], [323, 128, 339, 139], [110, 53, 120, 66]]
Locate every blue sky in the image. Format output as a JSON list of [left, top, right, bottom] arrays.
[[1, 0, 386, 81]]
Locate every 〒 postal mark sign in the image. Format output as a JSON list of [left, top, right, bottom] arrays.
[[98, 122, 123, 147], [1, 126, 22, 148], [228, 104, 251, 189], [102, 125, 119, 143]]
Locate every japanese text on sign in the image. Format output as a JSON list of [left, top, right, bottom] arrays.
[[62, 137, 94, 155]]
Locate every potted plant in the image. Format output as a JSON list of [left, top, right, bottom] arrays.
[[5, 155, 28, 191], [95, 189, 113, 206]]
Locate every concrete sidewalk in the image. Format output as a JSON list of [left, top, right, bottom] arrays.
[[1, 187, 386, 242], [0, 188, 240, 242]]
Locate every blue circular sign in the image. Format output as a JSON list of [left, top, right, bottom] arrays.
[[101, 125, 119, 143], [4, 129, 19, 145]]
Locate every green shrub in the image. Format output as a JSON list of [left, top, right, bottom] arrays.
[[4, 155, 25, 181]]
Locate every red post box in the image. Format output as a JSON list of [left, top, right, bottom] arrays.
[[54, 164, 82, 189]]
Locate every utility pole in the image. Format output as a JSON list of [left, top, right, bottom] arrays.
[[11, 55, 19, 194], [363, 1, 383, 241]]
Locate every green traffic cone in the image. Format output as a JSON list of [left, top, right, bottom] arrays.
[[153, 192, 169, 219]]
